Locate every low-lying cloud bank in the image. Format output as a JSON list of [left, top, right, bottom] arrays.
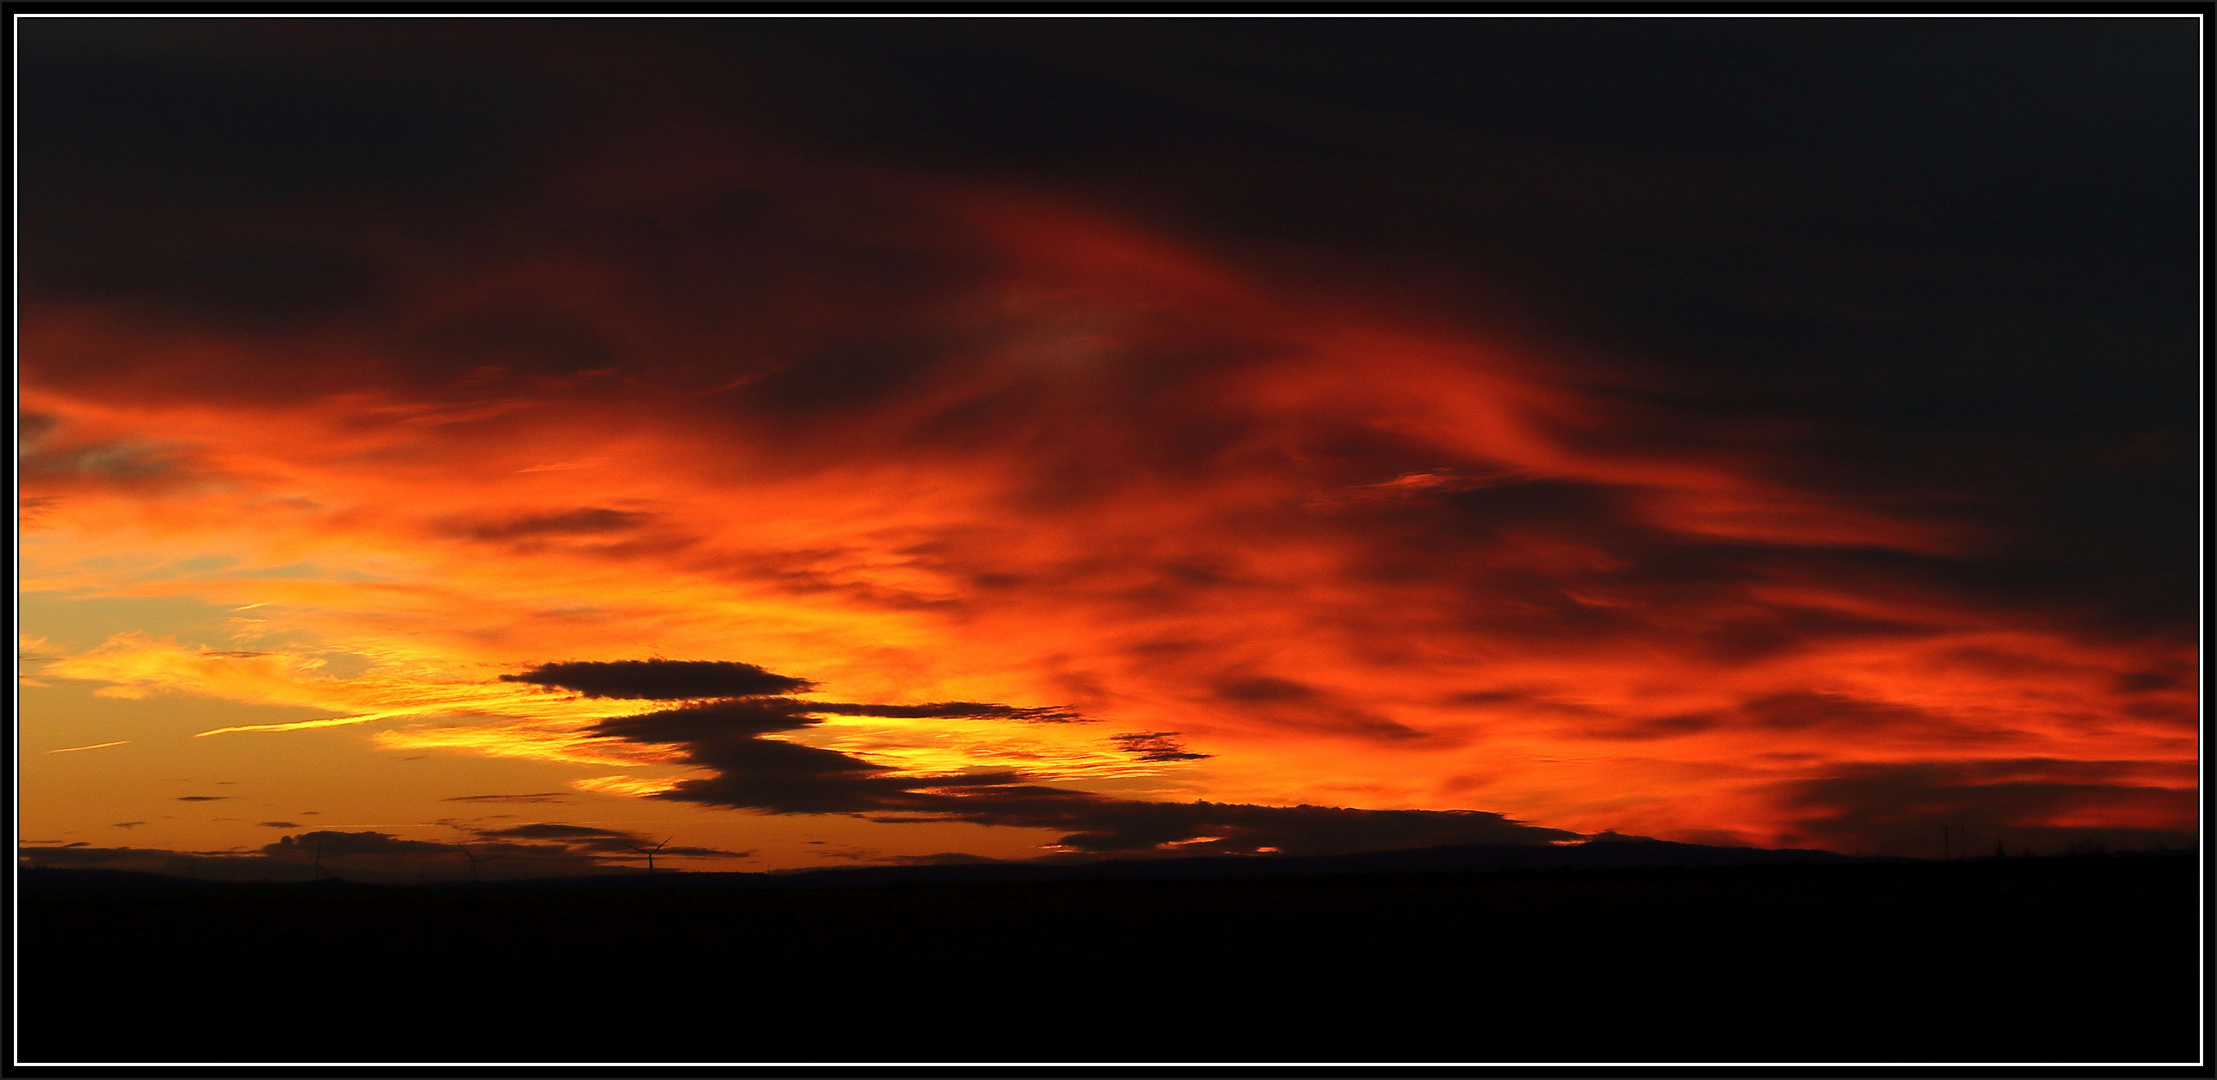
[[509, 657, 1582, 856]]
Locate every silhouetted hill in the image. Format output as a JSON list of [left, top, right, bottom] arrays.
[[12, 836, 1861, 892], [16, 851, 2197, 1065]]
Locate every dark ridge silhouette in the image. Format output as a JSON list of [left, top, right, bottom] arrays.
[[0, 840, 1894, 895], [753, 837, 1854, 888], [16, 851, 2195, 1065]]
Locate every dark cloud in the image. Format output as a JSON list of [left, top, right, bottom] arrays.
[[441, 792, 571, 804], [928, 791, 1576, 857], [1215, 676, 1320, 704], [2113, 670, 2183, 694], [808, 701, 1084, 723], [1736, 692, 1942, 734], [455, 508, 650, 542], [472, 822, 741, 860], [638, 729, 977, 817], [742, 336, 967, 419], [587, 698, 822, 742], [501, 659, 815, 700], [848, 19, 2187, 643], [1312, 483, 1984, 672], [1582, 691, 1985, 744], [398, 307, 615, 376], [582, 694, 1087, 751], [554, 658, 1566, 854], [21, 23, 552, 204], [1109, 731, 1210, 762], [1582, 712, 1722, 743], [1211, 674, 1430, 743], [267, 830, 454, 858], [18, 22, 554, 336], [479, 822, 628, 841], [1695, 607, 1933, 665], [257, 821, 300, 829], [18, 19, 2192, 643], [34, 238, 397, 331], [176, 796, 229, 802], [1445, 689, 1607, 718]]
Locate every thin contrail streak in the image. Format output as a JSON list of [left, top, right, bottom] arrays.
[[47, 740, 130, 754]]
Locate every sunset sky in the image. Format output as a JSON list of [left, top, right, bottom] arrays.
[[16, 17, 2200, 879]]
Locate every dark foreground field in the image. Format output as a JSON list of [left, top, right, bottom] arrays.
[[16, 852, 2201, 1065]]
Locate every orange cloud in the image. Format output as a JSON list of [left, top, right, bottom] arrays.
[[18, 165, 2193, 860]]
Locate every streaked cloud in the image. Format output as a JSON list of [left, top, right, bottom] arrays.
[[14, 19, 2191, 865]]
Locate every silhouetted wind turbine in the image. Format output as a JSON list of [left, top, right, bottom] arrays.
[[453, 842, 501, 880], [631, 836, 674, 876]]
